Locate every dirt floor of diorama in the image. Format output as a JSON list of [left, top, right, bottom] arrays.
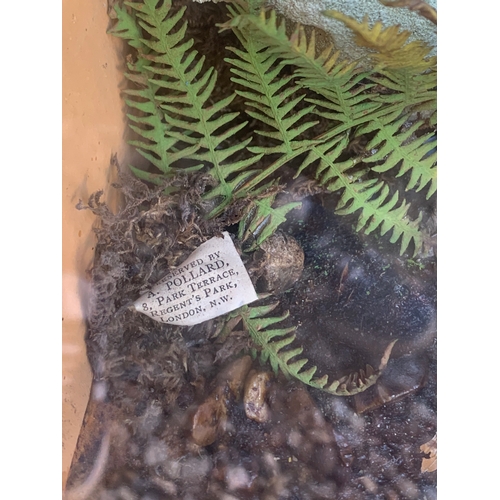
[[65, 163, 436, 500]]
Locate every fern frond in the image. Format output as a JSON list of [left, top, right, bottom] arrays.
[[289, 130, 424, 256], [225, 6, 381, 204], [360, 111, 437, 198], [234, 303, 396, 396], [324, 11, 436, 71], [323, 10, 436, 114], [127, 0, 264, 215], [123, 66, 201, 174], [203, 4, 327, 204], [336, 181, 423, 255], [108, 2, 146, 51], [369, 67, 436, 112], [226, 8, 319, 156], [108, 0, 264, 214], [109, 4, 185, 175], [229, 8, 430, 144], [225, 9, 381, 133], [238, 190, 301, 250], [223, 6, 425, 257]]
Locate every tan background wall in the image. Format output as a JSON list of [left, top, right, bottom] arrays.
[[62, 0, 133, 489]]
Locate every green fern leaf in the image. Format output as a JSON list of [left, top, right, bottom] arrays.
[[223, 7, 426, 256], [128, 0, 264, 215], [226, 10, 319, 156], [360, 111, 437, 198], [226, 5, 428, 184], [289, 130, 424, 255], [369, 69, 436, 112], [336, 180, 423, 255], [108, 0, 264, 215], [238, 190, 302, 250], [225, 9, 381, 134], [233, 303, 396, 396], [207, 4, 325, 203], [108, 2, 197, 175], [108, 2, 146, 51], [123, 69, 200, 174]]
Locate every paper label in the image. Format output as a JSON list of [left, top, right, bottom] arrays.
[[134, 232, 258, 326]]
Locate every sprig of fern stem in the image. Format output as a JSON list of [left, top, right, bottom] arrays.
[[221, 302, 397, 396]]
